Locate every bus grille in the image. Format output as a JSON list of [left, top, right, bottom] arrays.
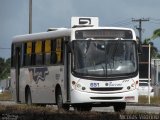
[[90, 97, 123, 100], [90, 87, 123, 91]]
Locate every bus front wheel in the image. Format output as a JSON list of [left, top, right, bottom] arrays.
[[113, 102, 126, 112], [56, 90, 69, 111], [74, 104, 92, 111]]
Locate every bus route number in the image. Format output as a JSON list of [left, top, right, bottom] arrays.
[[90, 83, 99, 88]]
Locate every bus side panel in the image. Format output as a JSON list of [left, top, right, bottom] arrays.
[[17, 66, 65, 104], [12, 65, 66, 104], [19, 68, 32, 103], [19, 67, 51, 104], [30, 65, 65, 104], [58, 66, 67, 103], [30, 66, 56, 104]]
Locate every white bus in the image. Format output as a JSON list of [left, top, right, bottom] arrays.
[[11, 17, 139, 112]]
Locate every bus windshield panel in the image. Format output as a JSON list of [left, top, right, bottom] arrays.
[[72, 40, 138, 79]]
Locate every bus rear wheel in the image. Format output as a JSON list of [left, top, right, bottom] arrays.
[[113, 102, 126, 112]]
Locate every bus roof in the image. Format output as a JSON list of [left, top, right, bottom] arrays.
[[12, 26, 136, 43], [72, 26, 136, 33], [71, 27, 137, 40], [12, 29, 71, 43]]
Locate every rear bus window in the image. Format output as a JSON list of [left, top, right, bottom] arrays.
[[35, 41, 43, 65], [24, 41, 32, 66], [45, 40, 51, 65]]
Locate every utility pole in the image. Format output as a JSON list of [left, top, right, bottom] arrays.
[[132, 18, 149, 42], [29, 0, 32, 34], [133, 18, 151, 104]]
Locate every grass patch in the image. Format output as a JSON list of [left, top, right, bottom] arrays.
[[0, 104, 159, 120], [0, 104, 56, 114], [0, 104, 118, 120], [138, 96, 160, 105], [0, 91, 12, 101]]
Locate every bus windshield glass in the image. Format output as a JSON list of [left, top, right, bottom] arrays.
[[72, 40, 138, 78]]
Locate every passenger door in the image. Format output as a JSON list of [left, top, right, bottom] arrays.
[[15, 46, 21, 102]]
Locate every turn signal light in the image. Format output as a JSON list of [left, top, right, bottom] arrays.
[[125, 96, 135, 101]]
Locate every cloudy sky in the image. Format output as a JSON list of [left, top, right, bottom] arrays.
[[0, 0, 160, 59]]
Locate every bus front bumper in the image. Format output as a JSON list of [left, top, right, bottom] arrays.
[[70, 89, 138, 104]]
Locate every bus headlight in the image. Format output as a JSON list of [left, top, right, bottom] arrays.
[[72, 81, 86, 91], [77, 84, 81, 88], [72, 81, 76, 85], [82, 87, 86, 90], [127, 82, 136, 91], [127, 86, 131, 90]]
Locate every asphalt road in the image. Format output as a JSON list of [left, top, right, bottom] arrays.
[[92, 105, 160, 114], [0, 101, 159, 114]]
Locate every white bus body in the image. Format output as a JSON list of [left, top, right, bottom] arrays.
[[11, 17, 139, 112]]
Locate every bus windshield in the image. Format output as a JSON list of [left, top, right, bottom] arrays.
[[72, 40, 138, 79]]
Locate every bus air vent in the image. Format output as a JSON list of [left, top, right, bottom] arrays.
[[90, 87, 123, 91], [90, 97, 123, 100]]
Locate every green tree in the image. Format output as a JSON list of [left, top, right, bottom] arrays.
[[142, 28, 160, 58], [151, 28, 160, 40], [151, 28, 160, 58], [142, 38, 159, 58], [0, 57, 10, 80], [5, 58, 11, 78]]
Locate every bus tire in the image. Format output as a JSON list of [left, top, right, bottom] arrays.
[[113, 102, 126, 112], [74, 104, 92, 111], [56, 90, 69, 111], [26, 89, 32, 105]]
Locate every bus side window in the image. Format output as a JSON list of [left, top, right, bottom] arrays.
[[24, 42, 32, 66], [35, 41, 43, 65], [56, 38, 63, 64], [23, 43, 26, 66], [51, 39, 57, 64], [44, 40, 51, 65]]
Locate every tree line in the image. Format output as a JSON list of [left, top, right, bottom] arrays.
[[0, 57, 10, 80], [143, 28, 160, 58]]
